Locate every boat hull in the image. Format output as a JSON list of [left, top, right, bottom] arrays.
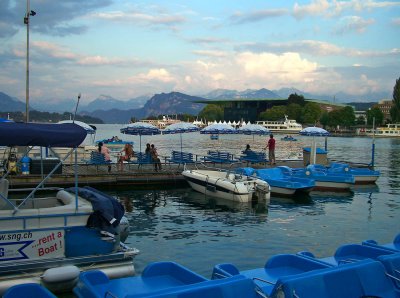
[[354, 175, 379, 184], [313, 181, 353, 191], [182, 170, 270, 203]]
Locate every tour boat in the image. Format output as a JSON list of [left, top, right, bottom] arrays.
[[365, 123, 400, 138], [182, 169, 270, 202], [256, 115, 303, 134], [0, 122, 138, 295]]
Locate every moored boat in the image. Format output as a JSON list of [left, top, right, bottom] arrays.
[[95, 138, 134, 153], [74, 262, 260, 298], [0, 122, 138, 295], [328, 162, 380, 184], [280, 135, 298, 141], [279, 165, 355, 191], [235, 167, 315, 197], [182, 169, 270, 202]]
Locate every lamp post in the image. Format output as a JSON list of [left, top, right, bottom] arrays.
[[24, 0, 36, 123]]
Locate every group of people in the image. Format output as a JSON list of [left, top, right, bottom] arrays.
[[97, 141, 162, 172], [98, 133, 276, 172], [242, 133, 276, 166]]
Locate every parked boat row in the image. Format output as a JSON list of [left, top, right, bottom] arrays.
[[10, 232, 397, 298], [183, 162, 379, 199]]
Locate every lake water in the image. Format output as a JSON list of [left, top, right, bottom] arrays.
[[94, 124, 400, 277]]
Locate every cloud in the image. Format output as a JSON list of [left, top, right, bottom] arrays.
[[334, 16, 375, 34], [230, 9, 288, 24], [192, 50, 227, 58], [293, 0, 400, 19], [236, 40, 399, 58], [293, 0, 330, 19], [188, 37, 230, 45], [91, 10, 186, 31]]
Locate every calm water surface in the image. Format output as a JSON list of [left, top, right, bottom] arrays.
[[95, 124, 400, 277]]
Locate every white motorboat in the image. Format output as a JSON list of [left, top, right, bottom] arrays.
[[256, 115, 302, 134], [0, 122, 138, 295], [182, 169, 270, 202]]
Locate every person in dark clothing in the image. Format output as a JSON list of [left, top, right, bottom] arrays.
[[150, 144, 162, 171], [145, 143, 151, 155]]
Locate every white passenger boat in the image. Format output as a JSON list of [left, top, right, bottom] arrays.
[[182, 169, 270, 202], [256, 115, 302, 134], [0, 122, 138, 295], [365, 123, 400, 138]]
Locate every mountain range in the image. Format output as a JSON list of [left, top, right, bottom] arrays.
[[0, 88, 391, 123]]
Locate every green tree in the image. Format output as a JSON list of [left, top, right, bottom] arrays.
[[287, 93, 305, 106], [390, 77, 400, 122], [259, 105, 286, 121], [286, 103, 303, 122], [327, 109, 342, 128], [340, 106, 356, 128], [198, 104, 223, 121], [302, 102, 321, 124], [366, 107, 384, 126], [319, 111, 329, 128]]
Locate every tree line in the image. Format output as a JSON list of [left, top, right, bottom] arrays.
[[196, 78, 400, 129]]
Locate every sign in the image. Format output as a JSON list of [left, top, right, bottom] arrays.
[[0, 230, 65, 262]]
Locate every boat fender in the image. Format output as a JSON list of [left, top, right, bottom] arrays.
[[41, 265, 80, 283]]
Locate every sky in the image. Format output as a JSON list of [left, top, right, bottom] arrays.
[[0, 0, 399, 105]]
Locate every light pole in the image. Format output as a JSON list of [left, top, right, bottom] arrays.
[[24, 0, 36, 123]]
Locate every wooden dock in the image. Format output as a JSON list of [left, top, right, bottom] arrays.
[[5, 160, 305, 190]]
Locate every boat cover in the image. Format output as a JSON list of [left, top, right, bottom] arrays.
[[0, 122, 87, 147], [66, 186, 125, 233]]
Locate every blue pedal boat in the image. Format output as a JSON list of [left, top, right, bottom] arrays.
[[363, 233, 400, 252], [328, 162, 380, 184], [212, 254, 333, 296], [280, 165, 355, 191], [270, 259, 399, 298], [3, 283, 56, 298], [298, 243, 397, 266], [74, 261, 261, 298], [236, 167, 315, 197]]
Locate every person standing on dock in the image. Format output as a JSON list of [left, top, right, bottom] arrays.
[[98, 142, 111, 172], [267, 134, 276, 166]]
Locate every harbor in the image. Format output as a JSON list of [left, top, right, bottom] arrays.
[[1, 123, 399, 296]]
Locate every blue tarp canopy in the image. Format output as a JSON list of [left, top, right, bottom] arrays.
[[0, 122, 87, 147]]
